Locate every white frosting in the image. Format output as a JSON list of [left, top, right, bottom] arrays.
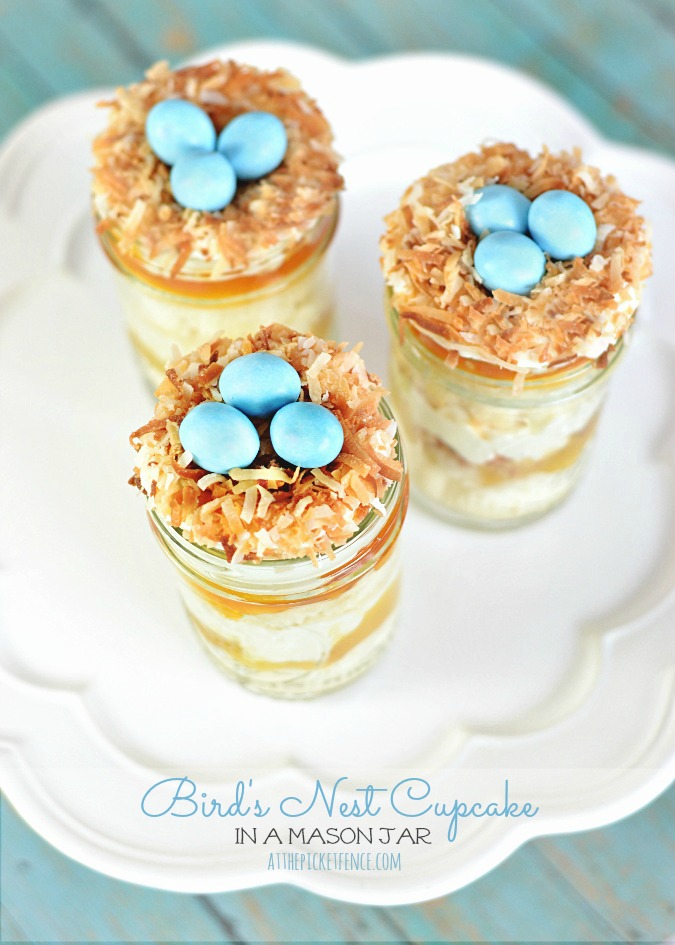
[[404, 381, 602, 464], [393, 352, 607, 465], [388, 345, 609, 524], [180, 548, 399, 670], [412, 458, 581, 524], [112, 245, 334, 386]]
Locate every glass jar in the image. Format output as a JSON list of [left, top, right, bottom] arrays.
[[386, 300, 625, 529], [148, 409, 408, 699], [99, 202, 338, 388]]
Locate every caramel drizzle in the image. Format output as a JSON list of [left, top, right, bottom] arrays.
[[190, 577, 400, 673], [100, 209, 336, 300]]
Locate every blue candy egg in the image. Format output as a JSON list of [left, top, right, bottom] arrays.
[[474, 231, 546, 296], [145, 99, 216, 166], [170, 151, 237, 212], [217, 111, 287, 181], [178, 401, 260, 473], [270, 402, 344, 468], [219, 352, 301, 418], [528, 189, 597, 260], [465, 184, 531, 237]]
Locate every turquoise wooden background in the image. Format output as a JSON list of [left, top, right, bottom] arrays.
[[1, 0, 674, 941]]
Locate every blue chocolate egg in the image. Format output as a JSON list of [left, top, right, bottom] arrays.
[[145, 99, 216, 166], [170, 151, 237, 212], [219, 352, 301, 418], [465, 184, 531, 237], [217, 111, 287, 181], [474, 231, 546, 296], [270, 402, 344, 468], [178, 401, 260, 473], [528, 189, 597, 260]]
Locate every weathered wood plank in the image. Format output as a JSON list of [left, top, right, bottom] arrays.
[[0, 0, 146, 96], [347, 0, 672, 152], [498, 0, 675, 153], [0, 798, 235, 943], [0, 67, 42, 134], [384, 845, 624, 942], [0, 903, 29, 944], [2, 0, 674, 155], [58, 0, 675, 152], [208, 884, 412, 942], [537, 785, 675, 942], [643, 0, 675, 34], [11, 789, 670, 942], [4, 783, 674, 940]]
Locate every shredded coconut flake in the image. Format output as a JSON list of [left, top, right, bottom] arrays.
[[129, 324, 402, 562], [92, 59, 343, 277], [380, 143, 652, 373]]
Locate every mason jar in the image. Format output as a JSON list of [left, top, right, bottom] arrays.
[[99, 201, 338, 388], [386, 300, 624, 529], [147, 410, 407, 699]]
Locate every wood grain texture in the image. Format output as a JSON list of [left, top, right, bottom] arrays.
[[537, 785, 675, 942], [501, 0, 675, 151], [0, 0, 674, 155], [0, 799, 229, 943], [4, 792, 672, 943], [0, 0, 673, 941]]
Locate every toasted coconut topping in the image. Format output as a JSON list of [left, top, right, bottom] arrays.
[[92, 60, 343, 277], [130, 324, 402, 562], [381, 142, 652, 373]]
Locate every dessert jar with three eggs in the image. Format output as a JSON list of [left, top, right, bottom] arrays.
[[92, 60, 342, 386], [381, 143, 652, 528], [130, 323, 407, 699]]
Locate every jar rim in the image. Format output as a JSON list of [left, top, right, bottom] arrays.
[[387, 298, 627, 403], [97, 198, 339, 299]]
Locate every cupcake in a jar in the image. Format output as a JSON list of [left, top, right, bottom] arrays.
[[93, 60, 342, 387], [129, 323, 407, 699], [381, 142, 652, 529]]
